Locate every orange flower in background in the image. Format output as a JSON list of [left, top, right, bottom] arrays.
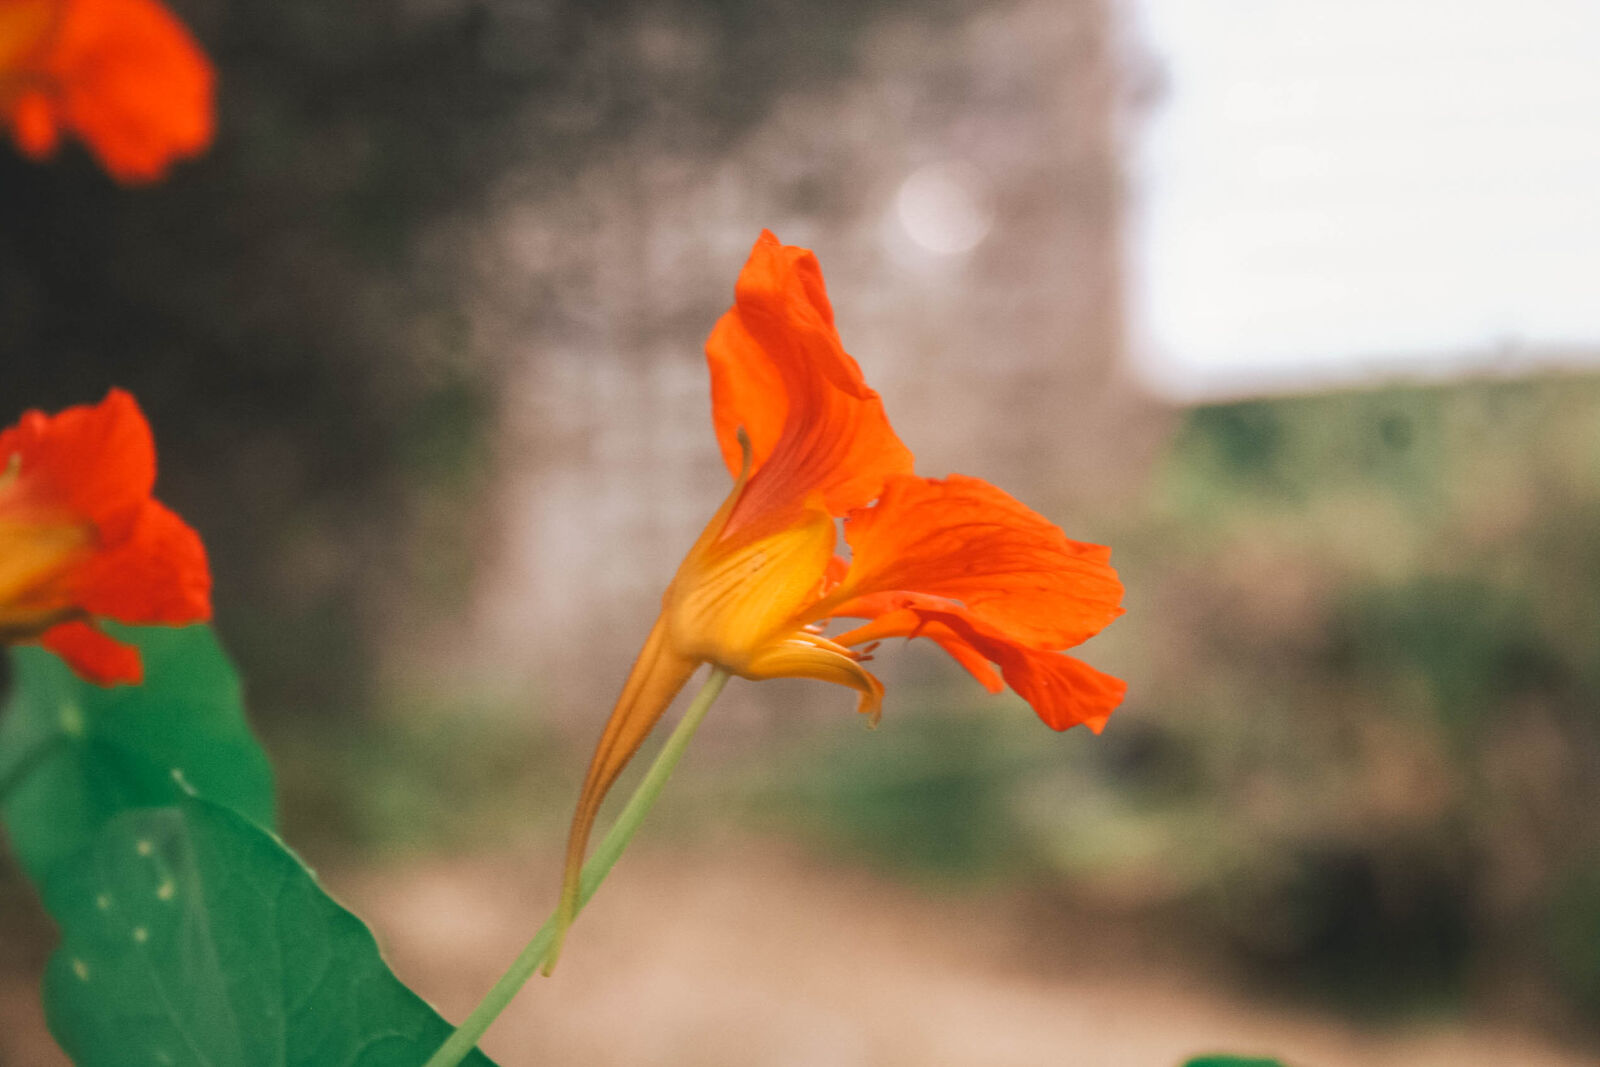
[[0, 389, 211, 684], [556, 230, 1125, 942], [0, 0, 213, 183]]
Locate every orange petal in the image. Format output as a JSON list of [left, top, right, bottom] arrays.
[[11, 90, 61, 159], [833, 598, 1125, 732], [47, 0, 214, 183], [0, 515, 93, 628], [832, 598, 1003, 693], [37, 619, 142, 685], [0, 0, 57, 70], [707, 231, 912, 531], [0, 389, 155, 539], [983, 640, 1124, 733], [666, 496, 835, 669], [834, 473, 1123, 650], [739, 631, 884, 723], [551, 614, 699, 968], [822, 553, 850, 594], [71, 499, 211, 623]]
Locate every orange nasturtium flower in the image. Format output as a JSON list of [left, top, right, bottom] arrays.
[[0, 388, 211, 684], [556, 230, 1126, 939], [0, 0, 213, 183]]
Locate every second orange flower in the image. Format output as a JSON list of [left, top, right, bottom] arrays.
[[0, 0, 213, 183], [0, 389, 211, 684]]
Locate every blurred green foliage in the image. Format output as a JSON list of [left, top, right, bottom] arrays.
[[1545, 854, 1600, 1019], [268, 694, 569, 859], [751, 699, 1051, 881], [1131, 376, 1600, 1020], [755, 375, 1600, 1026]]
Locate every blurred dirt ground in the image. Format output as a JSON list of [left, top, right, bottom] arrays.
[[17, 833, 1584, 1067]]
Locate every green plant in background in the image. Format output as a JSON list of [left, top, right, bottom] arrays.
[[1544, 854, 1600, 1020], [772, 710, 1040, 878], [0, 390, 493, 1063], [0, 625, 496, 1067], [742, 376, 1600, 1032], [1133, 378, 1600, 1017]]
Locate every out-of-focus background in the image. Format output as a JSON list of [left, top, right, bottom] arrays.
[[4, 0, 1600, 1064]]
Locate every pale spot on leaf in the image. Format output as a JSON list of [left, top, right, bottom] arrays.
[[59, 701, 85, 737]]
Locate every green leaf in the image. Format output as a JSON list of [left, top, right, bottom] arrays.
[[1182, 1057, 1290, 1067], [42, 796, 497, 1067], [0, 624, 275, 885]]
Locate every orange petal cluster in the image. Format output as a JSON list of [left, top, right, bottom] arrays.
[[554, 230, 1125, 951], [0, 389, 211, 683], [0, 0, 213, 183]]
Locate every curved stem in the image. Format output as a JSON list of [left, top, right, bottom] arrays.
[[421, 667, 731, 1067]]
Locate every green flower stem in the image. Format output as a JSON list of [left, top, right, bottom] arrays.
[[422, 666, 731, 1067]]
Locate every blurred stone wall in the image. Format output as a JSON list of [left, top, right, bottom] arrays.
[[422, 0, 1172, 715]]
